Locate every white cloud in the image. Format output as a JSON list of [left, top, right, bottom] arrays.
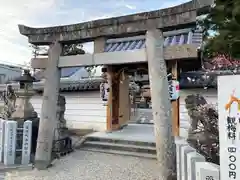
[[0, 0, 123, 66], [0, 0, 189, 67], [0, 0, 64, 66], [125, 4, 137, 10]]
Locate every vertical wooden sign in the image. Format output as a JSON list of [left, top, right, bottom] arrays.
[[218, 75, 240, 180]]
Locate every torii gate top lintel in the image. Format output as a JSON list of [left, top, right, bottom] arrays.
[[18, 0, 211, 45]]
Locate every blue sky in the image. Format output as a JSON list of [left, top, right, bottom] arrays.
[[0, 0, 188, 66]]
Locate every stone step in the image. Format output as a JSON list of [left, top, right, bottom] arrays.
[[80, 147, 157, 159], [83, 141, 156, 154], [86, 136, 156, 147]]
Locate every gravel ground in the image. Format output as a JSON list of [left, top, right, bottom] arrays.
[[0, 173, 4, 180], [6, 150, 162, 180]]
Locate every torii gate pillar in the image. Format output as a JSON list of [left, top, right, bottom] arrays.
[[34, 41, 62, 170]]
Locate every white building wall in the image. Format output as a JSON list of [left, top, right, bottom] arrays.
[[0, 89, 217, 133], [31, 91, 107, 131]]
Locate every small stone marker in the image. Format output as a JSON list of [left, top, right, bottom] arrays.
[[0, 119, 6, 162], [21, 120, 32, 165], [218, 75, 240, 180], [175, 137, 188, 180], [180, 145, 195, 180], [195, 162, 220, 180], [4, 121, 17, 166], [186, 151, 205, 180]]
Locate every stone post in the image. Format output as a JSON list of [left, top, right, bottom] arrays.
[[175, 137, 188, 180], [145, 29, 176, 179], [35, 41, 62, 170], [181, 145, 195, 180], [4, 121, 17, 166]]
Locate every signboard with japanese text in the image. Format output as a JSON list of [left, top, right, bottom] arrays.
[[21, 120, 32, 165], [100, 82, 109, 105], [218, 75, 240, 180], [168, 80, 180, 100], [3, 121, 17, 166]]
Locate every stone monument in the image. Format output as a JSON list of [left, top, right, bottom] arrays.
[[52, 94, 73, 157], [54, 94, 67, 140]]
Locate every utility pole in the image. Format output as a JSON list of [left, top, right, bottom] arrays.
[[146, 29, 176, 179]]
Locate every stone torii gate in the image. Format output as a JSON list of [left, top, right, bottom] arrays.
[[18, 0, 212, 169]]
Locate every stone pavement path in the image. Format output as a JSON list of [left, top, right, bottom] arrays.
[[6, 150, 162, 180]]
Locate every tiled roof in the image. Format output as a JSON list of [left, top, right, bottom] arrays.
[[0, 63, 23, 70], [104, 28, 202, 52], [0, 78, 103, 92], [61, 67, 81, 77], [33, 67, 88, 80]]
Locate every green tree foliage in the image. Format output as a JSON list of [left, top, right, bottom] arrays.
[[62, 44, 85, 56], [200, 0, 240, 58]]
